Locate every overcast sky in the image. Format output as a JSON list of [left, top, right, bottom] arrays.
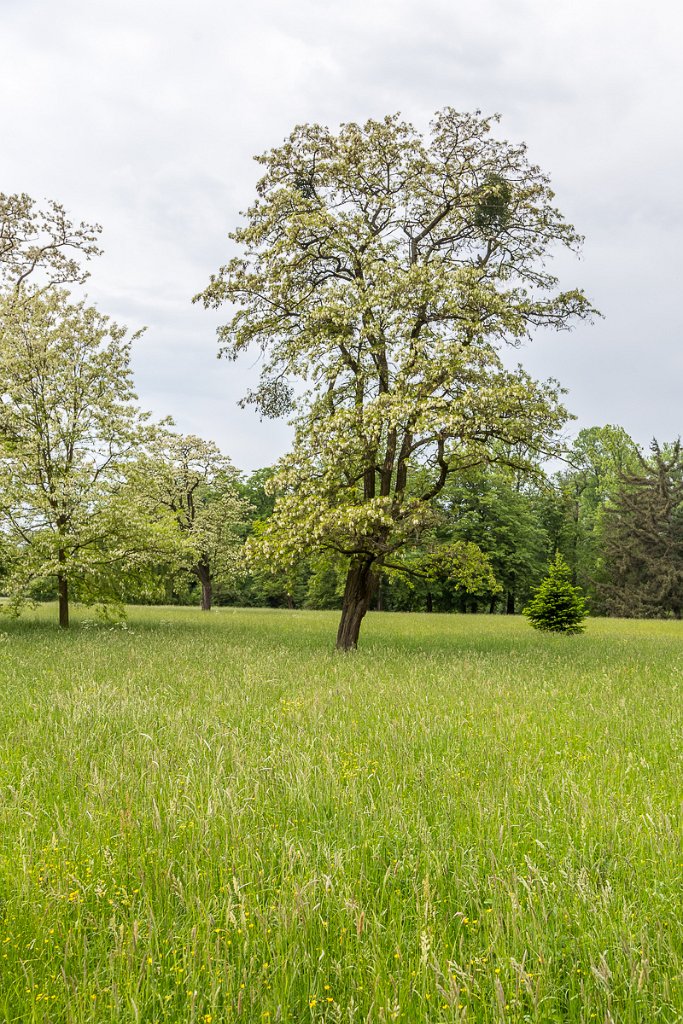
[[3, 0, 682, 470]]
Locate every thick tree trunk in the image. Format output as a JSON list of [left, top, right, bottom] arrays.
[[57, 551, 69, 629], [336, 558, 376, 651], [196, 560, 213, 612], [426, 591, 433, 613]]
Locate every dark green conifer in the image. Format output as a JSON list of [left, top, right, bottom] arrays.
[[524, 552, 588, 634], [598, 441, 683, 618]]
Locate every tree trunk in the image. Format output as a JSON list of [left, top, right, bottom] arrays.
[[57, 550, 69, 629], [489, 595, 497, 614], [506, 590, 515, 615], [426, 591, 433, 613], [336, 558, 376, 651], [196, 560, 212, 612]]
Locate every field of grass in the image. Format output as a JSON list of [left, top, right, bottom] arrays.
[[0, 606, 681, 1023]]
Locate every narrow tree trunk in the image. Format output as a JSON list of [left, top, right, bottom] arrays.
[[489, 595, 497, 614], [506, 590, 515, 615], [336, 558, 376, 651], [375, 577, 383, 612], [196, 560, 213, 612], [57, 550, 69, 629], [426, 591, 433, 613]]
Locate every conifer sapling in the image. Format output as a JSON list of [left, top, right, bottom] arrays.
[[524, 552, 588, 634]]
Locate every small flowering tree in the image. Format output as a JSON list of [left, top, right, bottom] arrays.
[[0, 289, 169, 626], [524, 553, 588, 634], [132, 431, 251, 611]]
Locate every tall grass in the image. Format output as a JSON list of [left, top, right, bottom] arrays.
[[0, 606, 681, 1022]]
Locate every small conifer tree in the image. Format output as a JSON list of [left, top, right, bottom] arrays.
[[524, 553, 588, 634]]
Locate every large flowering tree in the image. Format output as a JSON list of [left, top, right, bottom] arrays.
[[198, 109, 596, 649]]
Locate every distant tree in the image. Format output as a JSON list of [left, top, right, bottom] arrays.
[[421, 540, 501, 605], [135, 432, 250, 610], [524, 552, 588, 634], [226, 467, 311, 609], [198, 109, 595, 649], [0, 289, 164, 627], [438, 463, 550, 613], [303, 552, 346, 610], [598, 440, 683, 618], [551, 425, 638, 601], [236, 466, 277, 520]]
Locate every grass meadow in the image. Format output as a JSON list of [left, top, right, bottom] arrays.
[[0, 606, 681, 1023]]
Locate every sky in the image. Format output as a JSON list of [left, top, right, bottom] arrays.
[[2, 0, 682, 470]]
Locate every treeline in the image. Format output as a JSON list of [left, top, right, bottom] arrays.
[[202, 429, 683, 620]]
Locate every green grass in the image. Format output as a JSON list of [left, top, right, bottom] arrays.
[[0, 606, 681, 1023]]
